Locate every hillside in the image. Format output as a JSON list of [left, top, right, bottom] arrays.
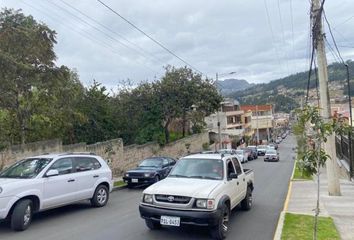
[[217, 78, 253, 94], [227, 60, 354, 113]]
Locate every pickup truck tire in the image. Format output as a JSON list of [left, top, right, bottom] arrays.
[[145, 219, 161, 230], [210, 204, 230, 240], [11, 199, 33, 231], [91, 185, 109, 207], [241, 186, 253, 211]]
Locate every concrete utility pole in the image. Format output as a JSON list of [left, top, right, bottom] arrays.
[[256, 105, 259, 145], [216, 73, 222, 150], [312, 0, 341, 195]]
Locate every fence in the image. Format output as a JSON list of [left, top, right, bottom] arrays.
[[335, 135, 354, 178]]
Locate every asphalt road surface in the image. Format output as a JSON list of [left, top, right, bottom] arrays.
[[0, 135, 296, 240]]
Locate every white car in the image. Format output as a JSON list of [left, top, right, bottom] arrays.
[[235, 149, 249, 163], [139, 153, 254, 240], [0, 153, 113, 231]]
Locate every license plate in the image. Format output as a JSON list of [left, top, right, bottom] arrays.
[[160, 216, 180, 226], [131, 179, 138, 183]]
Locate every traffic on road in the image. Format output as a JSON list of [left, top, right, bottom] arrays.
[[0, 133, 294, 240]]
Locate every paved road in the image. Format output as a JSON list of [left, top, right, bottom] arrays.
[[0, 136, 296, 240]]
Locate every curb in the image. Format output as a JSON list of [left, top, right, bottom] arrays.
[[273, 211, 286, 240], [112, 185, 127, 192], [273, 159, 296, 240]]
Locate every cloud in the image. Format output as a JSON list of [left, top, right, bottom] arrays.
[[1, 0, 354, 87]]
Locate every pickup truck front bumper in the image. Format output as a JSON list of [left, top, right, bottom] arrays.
[[139, 204, 222, 227]]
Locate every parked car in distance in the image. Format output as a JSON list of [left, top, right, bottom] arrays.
[[139, 153, 254, 240], [268, 143, 278, 150], [264, 149, 279, 162], [245, 146, 258, 160], [275, 138, 282, 144], [0, 153, 113, 231], [218, 149, 237, 155], [236, 149, 249, 163], [241, 148, 254, 161], [123, 157, 176, 188], [256, 145, 268, 156]]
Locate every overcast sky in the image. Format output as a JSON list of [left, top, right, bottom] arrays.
[[1, 0, 354, 89]]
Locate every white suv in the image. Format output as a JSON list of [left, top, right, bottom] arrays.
[[0, 152, 113, 231]]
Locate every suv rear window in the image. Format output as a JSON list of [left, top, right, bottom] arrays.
[[74, 157, 101, 172]]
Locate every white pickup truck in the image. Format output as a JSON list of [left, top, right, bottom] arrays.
[[139, 153, 254, 240], [0, 153, 113, 231]]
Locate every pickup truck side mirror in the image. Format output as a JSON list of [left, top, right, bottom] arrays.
[[229, 173, 238, 179], [46, 169, 59, 177]]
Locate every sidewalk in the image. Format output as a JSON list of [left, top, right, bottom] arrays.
[[285, 170, 354, 240]]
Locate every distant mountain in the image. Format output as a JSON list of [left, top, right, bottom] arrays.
[[227, 60, 354, 113], [217, 78, 253, 94]]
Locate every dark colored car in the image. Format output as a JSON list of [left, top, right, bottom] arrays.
[[242, 148, 254, 160], [268, 143, 278, 150], [123, 157, 176, 188], [264, 150, 279, 162], [246, 146, 258, 160]]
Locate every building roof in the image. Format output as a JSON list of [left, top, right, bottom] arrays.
[[240, 105, 272, 112]]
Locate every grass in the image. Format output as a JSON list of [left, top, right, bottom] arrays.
[[114, 180, 127, 188], [281, 213, 340, 240], [292, 161, 313, 180]]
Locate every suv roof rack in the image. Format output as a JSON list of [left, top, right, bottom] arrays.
[[59, 152, 97, 156]]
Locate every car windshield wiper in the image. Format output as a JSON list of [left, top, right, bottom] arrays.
[[169, 174, 188, 178], [188, 175, 220, 180]]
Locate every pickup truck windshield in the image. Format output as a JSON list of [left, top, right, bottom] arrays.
[[169, 158, 223, 180], [0, 158, 52, 179]]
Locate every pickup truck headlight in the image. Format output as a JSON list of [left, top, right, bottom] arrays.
[[196, 199, 215, 209], [143, 194, 153, 203]]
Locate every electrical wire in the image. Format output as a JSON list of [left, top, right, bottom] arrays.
[[263, 0, 284, 77], [276, 0, 290, 75], [21, 0, 160, 76], [57, 0, 162, 65], [323, 10, 345, 64], [97, 0, 203, 75]]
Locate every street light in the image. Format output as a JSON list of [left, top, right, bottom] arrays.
[[215, 71, 237, 150]]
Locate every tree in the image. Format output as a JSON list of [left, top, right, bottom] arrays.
[[74, 81, 116, 144], [158, 66, 222, 143], [294, 105, 349, 240], [0, 8, 61, 144]]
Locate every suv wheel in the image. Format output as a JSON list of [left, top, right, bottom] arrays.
[[91, 185, 109, 207], [210, 204, 230, 240], [11, 199, 33, 231], [145, 219, 161, 230], [241, 186, 253, 210]]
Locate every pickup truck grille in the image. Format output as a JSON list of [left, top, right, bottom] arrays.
[[155, 195, 191, 204]]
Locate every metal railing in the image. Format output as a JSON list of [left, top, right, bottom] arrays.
[[335, 135, 354, 178]]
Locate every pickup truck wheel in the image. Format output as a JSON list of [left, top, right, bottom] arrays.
[[210, 204, 230, 240], [91, 185, 109, 207], [145, 219, 161, 230], [11, 199, 33, 231], [241, 186, 253, 211]]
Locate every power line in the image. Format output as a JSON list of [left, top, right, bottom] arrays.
[[97, 0, 203, 75], [263, 0, 284, 77], [57, 0, 162, 65], [323, 10, 345, 64], [276, 0, 290, 75], [22, 0, 160, 76]]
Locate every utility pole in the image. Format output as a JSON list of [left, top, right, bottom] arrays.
[[312, 0, 341, 195], [216, 73, 222, 150], [256, 105, 259, 145]]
